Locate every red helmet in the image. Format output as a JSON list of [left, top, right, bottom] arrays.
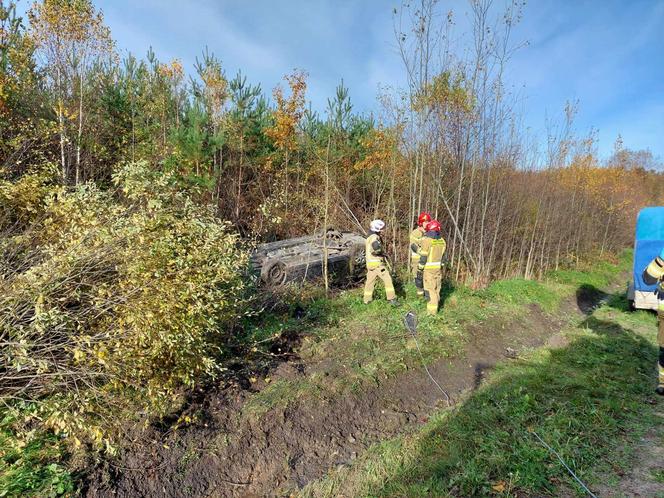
[[425, 220, 441, 232], [417, 211, 432, 227]]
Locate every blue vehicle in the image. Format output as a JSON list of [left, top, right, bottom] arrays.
[[628, 206, 664, 310]]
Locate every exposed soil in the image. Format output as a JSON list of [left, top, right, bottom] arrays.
[[84, 289, 606, 498], [595, 408, 664, 497]]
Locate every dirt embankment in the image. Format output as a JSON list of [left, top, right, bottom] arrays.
[[84, 288, 606, 498]]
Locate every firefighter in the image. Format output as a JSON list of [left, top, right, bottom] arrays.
[[417, 220, 446, 315], [642, 249, 664, 395], [410, 211, 432, 296], [364, 219, 398, 306]]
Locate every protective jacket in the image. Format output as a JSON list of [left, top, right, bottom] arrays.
[[643, 251, 664, 394], [418, 231, 446, 315], [410, 226, 425, 265], [363, 231, 395, 303], [418, 231, 446, 271], [365, 231, 386, 269], [644, 255, 664, 292]]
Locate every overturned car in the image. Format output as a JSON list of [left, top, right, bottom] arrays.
[[251, 229, 366, 287]]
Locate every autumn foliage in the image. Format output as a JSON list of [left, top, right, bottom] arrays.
[[0, 0, 663, 449], [1, 162, 251, 447]]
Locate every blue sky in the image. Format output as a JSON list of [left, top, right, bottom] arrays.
[[17, 0, 664, 159]]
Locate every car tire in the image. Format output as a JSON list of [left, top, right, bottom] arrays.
[[348, 242, 366, 279], [261, 259, 288, 287]]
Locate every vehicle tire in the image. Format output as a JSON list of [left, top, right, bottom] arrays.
[[628, 299, 636, 312], [261, 259, 288, 287], [348, 242, 366, 279]]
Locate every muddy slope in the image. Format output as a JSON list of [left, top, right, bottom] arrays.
[[85, 293, 599, 498]]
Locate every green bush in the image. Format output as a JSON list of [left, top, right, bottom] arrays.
[[0, 162, 252, 448]]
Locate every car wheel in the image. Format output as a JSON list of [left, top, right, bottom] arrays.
[[348, 243, 366, 278], [261, 259, 288, 287]]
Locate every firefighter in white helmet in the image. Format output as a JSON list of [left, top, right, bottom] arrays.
[[363, 219, 398, 306]]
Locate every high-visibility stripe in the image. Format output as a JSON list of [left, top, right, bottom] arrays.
[[659, 364, 664, 382], [646, 258, 664, 280], [365, 234, 383, 269], [427, 303, 437, 312], [423, 236, 446, 271], [385, 286, 395, 293]]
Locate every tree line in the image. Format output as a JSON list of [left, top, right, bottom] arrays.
[[2, 0, 663, 280]]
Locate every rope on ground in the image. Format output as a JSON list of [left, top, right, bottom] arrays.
[[530, 430, 598, 498], [403, 311, 451, 407], [403, 312, 600, 496]]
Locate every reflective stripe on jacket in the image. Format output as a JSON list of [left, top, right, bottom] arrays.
[[643, 256, 664, 298], [645, 256, 664, 283], [425, 238, 446, 269], [418, 232, 446, 271], [365, 233, 384, 269]]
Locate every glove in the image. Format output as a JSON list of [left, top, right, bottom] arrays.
[[415, 271, 423, 289]]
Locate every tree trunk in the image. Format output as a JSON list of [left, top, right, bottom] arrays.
[[76, 70, 84, 184]]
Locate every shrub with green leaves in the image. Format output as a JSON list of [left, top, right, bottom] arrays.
[[0, 161, 251, 448]]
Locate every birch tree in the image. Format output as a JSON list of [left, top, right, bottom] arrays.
[[29, 0, 113, 183]]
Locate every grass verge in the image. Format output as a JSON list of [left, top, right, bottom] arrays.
[[301, 253, 663, 497], [244, 251, 632, 418]]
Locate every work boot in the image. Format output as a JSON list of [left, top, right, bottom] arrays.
[[656, 384, 664, 396], [389, 298, 401, 307]]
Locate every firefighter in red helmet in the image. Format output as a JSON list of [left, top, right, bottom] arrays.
[[418, 220, 446, 315], [410, 212, 432, 296]]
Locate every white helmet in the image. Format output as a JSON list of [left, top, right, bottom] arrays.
[[370, 219, 386, 232]]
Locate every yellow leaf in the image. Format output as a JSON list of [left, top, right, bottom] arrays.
[[492, 481, 506, 493]]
